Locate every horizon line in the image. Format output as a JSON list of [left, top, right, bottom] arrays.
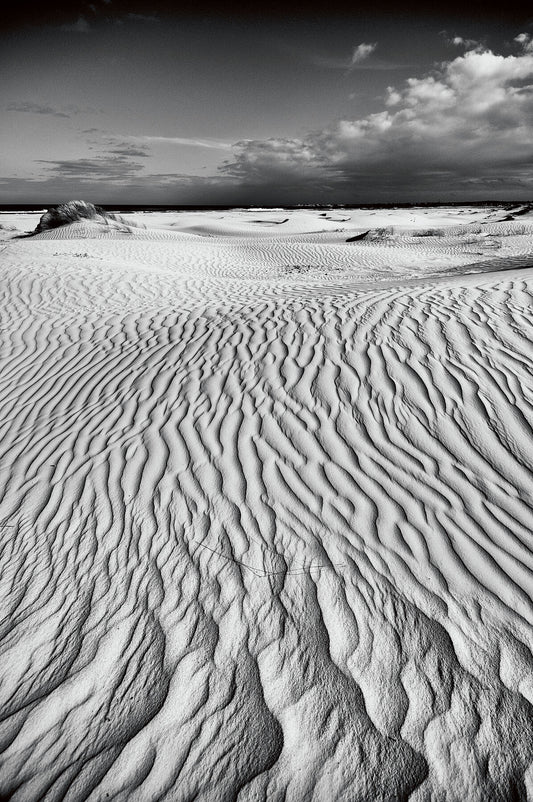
[[1, 200, 532, 212]]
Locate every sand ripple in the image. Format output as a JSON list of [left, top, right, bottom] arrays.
[[1, 214, 533, 800]]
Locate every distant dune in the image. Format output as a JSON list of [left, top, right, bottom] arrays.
[[1, 203, 533, 801]]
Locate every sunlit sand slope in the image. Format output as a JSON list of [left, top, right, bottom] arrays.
[[1, 213, 533, 801]]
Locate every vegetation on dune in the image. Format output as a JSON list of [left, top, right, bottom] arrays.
[[32, 200, 144, 234]]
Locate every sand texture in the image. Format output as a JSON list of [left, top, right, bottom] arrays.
[[1, 205, 533, 800]]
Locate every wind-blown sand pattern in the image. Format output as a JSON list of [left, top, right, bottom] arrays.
[[1, 205, 533, 800]]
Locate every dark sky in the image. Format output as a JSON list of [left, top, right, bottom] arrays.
[[2, 0, 533, 203]]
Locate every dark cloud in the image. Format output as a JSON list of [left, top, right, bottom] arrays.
[[6, 102, 71, 118], [110, 147, 150, 157], [106, 140, 151, 158], [36, 155, 146, 182], [0, 170, 240, 206]]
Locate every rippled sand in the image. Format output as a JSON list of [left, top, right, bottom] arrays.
[[1, 206, 533, 801]]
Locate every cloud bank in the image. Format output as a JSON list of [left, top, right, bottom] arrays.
[[220, 36, 533, 200], [4, 36, 533, 204]]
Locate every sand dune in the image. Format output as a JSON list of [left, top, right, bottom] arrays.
[[1, 205, 533, 800]]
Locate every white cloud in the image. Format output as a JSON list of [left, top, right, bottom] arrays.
[[351, 42, 377, 66], [450, 36, 481, 50], [220, 38, 533, 198], [515, 33, 533, 53], [292, 41, 404, 72]]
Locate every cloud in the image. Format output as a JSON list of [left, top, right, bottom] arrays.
[[295, 41, 404, 72], [60, 16, 91, 33], [515, 33, 533, 53], [36, 155, 146, 183], [7, 37, 533, 204], [107, 140, 151, 158], [449, 35, 481, 50], [350, 42, 377, 66], [0, 170, 237, 206], [110, 147, 150, 158], [137, 136, 233, 150], [219, 38, 533, 200], [6, 101, 71, 118]]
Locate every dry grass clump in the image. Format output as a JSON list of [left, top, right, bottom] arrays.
[[412, 228, 446, 237], [346, 227, 395, 243], [367, 227, 395, 240], [33, 201, 144, 235]]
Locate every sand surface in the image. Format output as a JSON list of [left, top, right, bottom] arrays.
[[1, 205, 533, 800]]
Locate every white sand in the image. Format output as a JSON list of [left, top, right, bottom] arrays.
[[1, 205, 533, 800]]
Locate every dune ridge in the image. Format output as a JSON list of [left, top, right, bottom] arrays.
[[1, 205, 533, 800]]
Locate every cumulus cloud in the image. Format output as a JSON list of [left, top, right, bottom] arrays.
[[449, 36, 481, 50], [351, 42, 377, 66], [6, 102, 70, 118], [220, 38, 533, 199], [515, 33, 533, 53]]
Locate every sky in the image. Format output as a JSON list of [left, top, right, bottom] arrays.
[[1, 0, 533, 204]]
